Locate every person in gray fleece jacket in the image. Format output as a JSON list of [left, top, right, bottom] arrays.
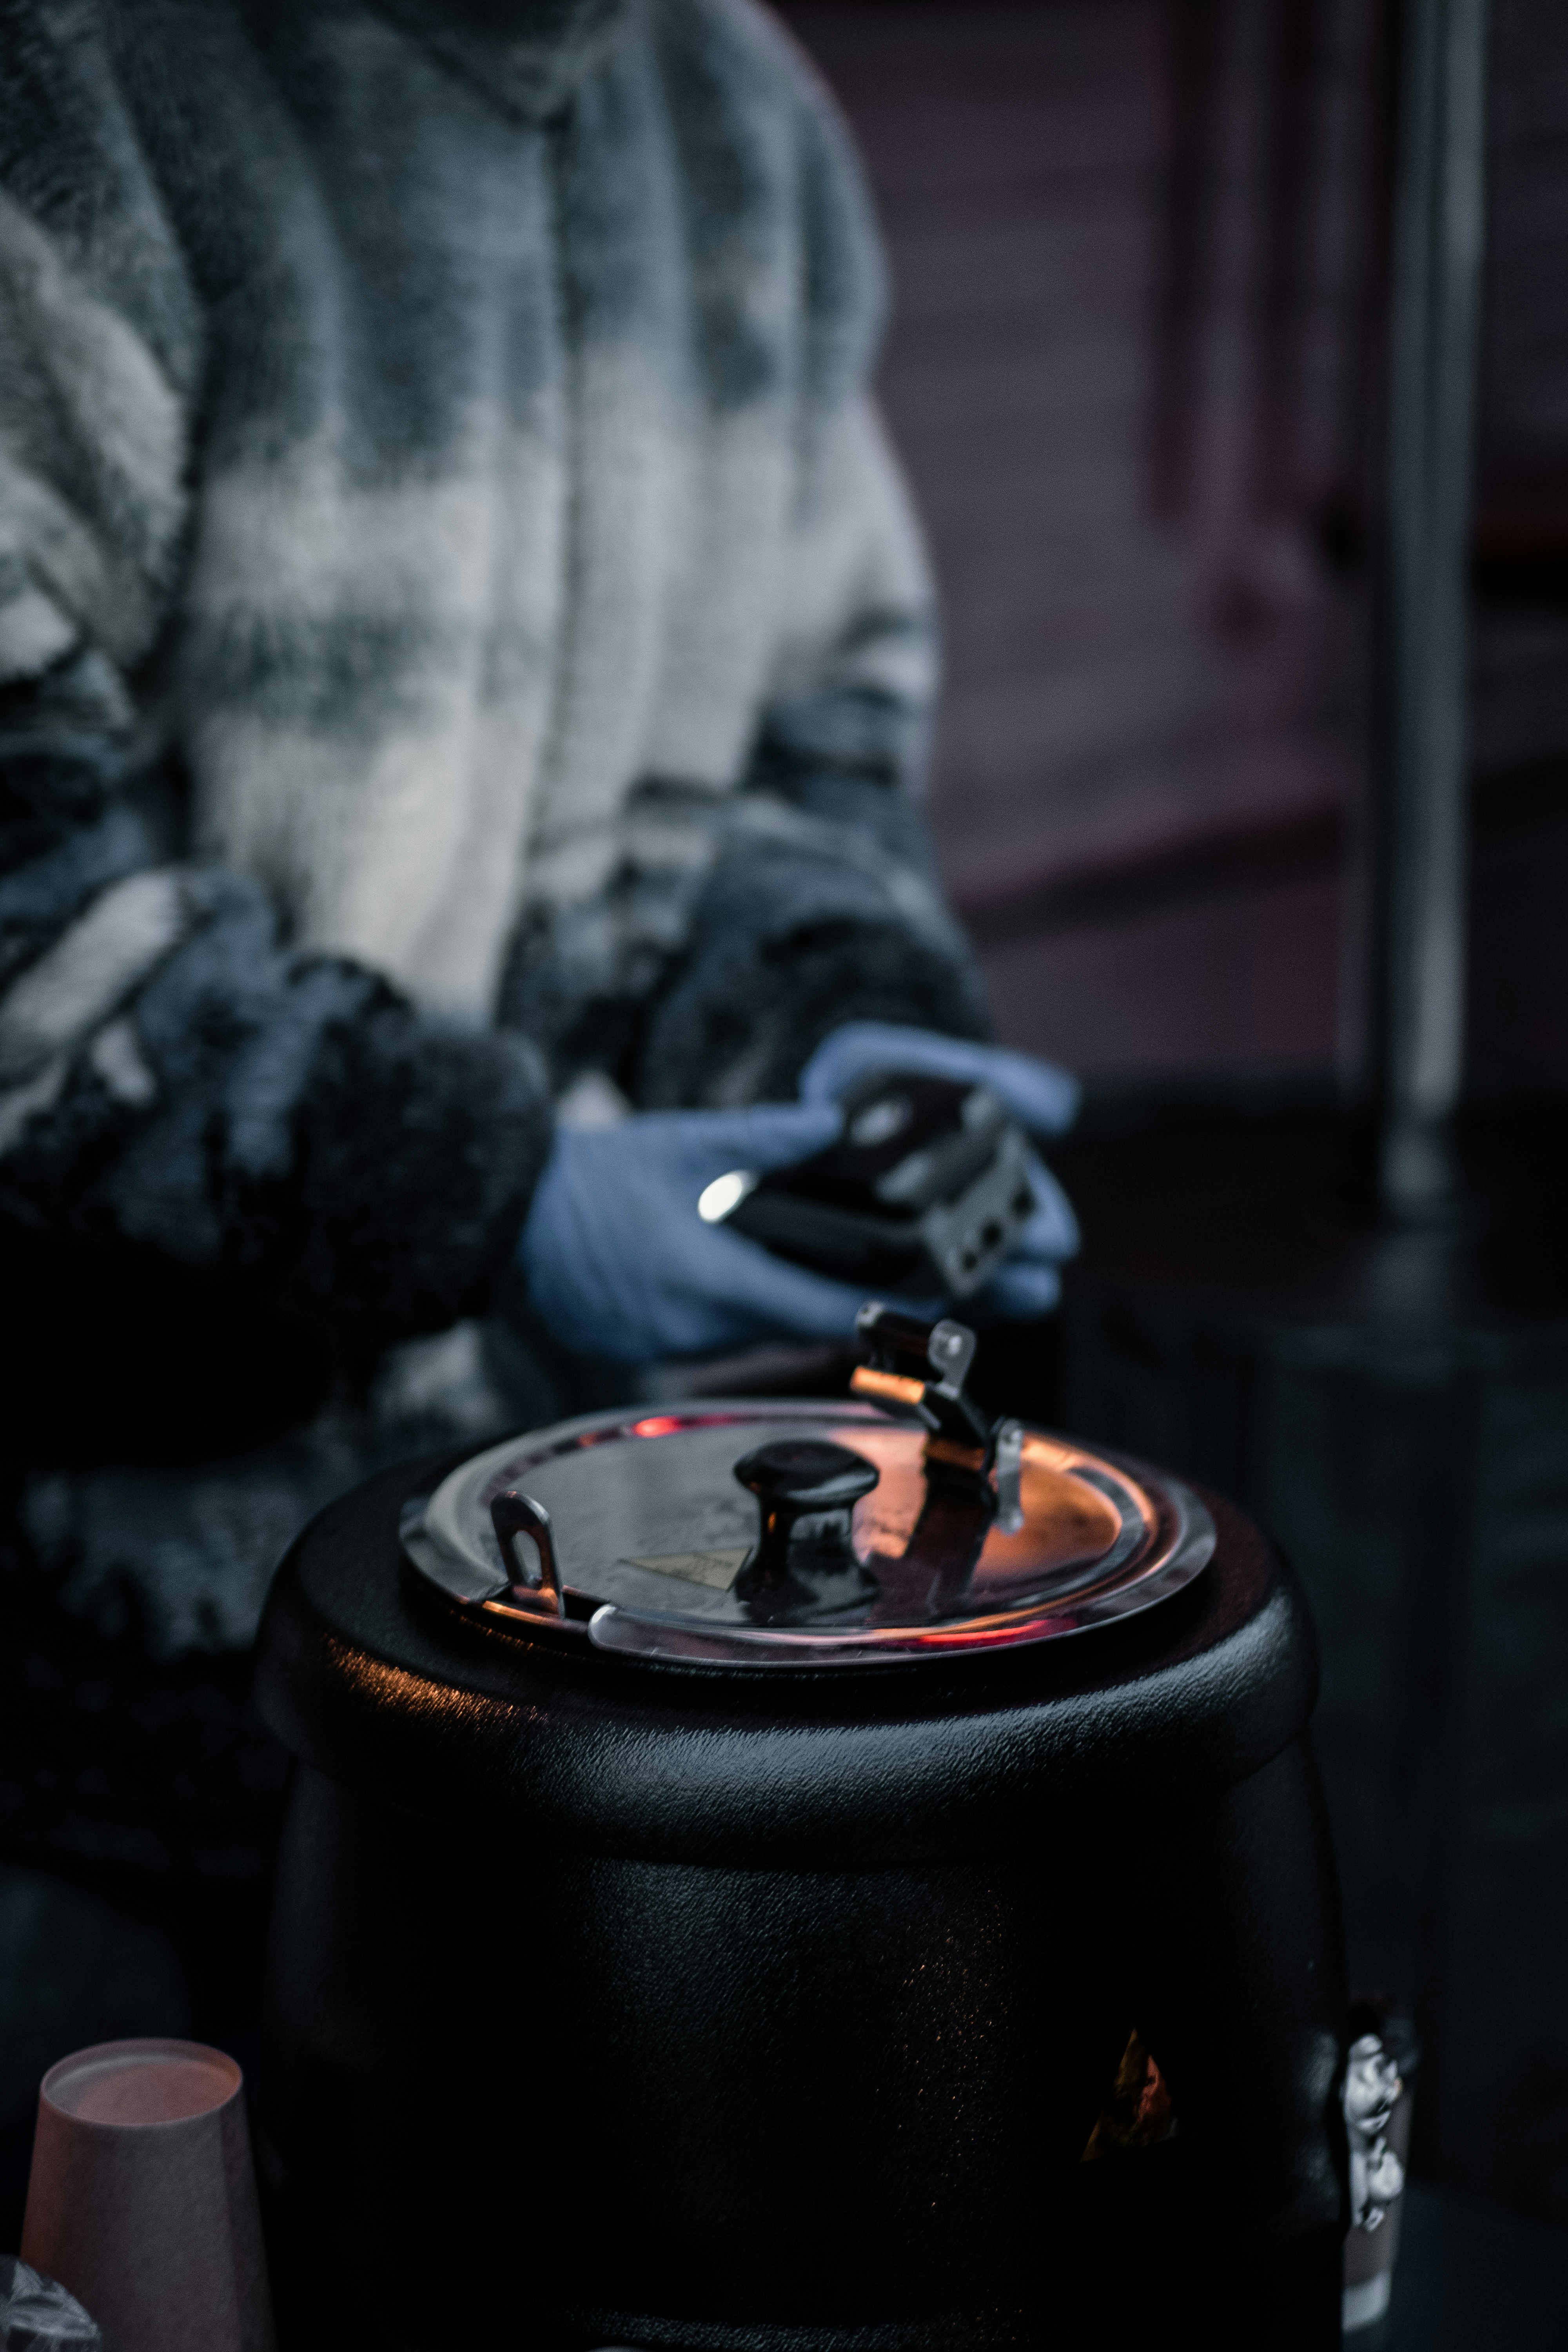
[[0, 0, 1077, 1889]]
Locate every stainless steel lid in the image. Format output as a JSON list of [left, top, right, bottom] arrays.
[[401, 1307, 1214, 1669]]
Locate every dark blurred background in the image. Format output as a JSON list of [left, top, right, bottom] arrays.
[[778, 0, 1568, 2234], [781, 0, 1568, 1090]]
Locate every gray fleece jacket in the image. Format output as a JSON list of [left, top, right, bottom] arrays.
[[0, 0, 985, 1722]]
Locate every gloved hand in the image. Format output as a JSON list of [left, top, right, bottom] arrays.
[[520, 1101, 872, 1363], [799, 1022, 1082, 1318]]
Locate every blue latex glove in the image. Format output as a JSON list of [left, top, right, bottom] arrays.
[[521, 1101, 873, 1363], [799, 1022, 1082, 1318]]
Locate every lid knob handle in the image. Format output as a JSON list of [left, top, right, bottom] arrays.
[[732, 1441, 880, 1625]]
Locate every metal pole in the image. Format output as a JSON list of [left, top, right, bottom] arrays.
[[1372, 0, 1489, 1218]]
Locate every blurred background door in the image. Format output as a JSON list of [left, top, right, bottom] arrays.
[[782, 0, 1568, 1089]]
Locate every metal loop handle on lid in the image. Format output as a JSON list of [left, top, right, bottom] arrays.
[[488, 1489, 566, 1619]]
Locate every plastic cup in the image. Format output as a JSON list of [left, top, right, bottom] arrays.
[[20, 2038, 275, 2352]]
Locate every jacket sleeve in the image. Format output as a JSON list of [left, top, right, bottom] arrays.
[[0, 65, 551, 1360], [635, 394, 989, 1109], [632, 36, 989, 1111]]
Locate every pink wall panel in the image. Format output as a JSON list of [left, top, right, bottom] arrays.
[[982, 869, 1341, 1076], [777, 0, 1360, 1082]]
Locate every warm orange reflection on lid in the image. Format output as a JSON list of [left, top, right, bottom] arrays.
[[849, 1366, 927, 1410]]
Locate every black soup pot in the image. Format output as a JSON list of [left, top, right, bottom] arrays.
[[255, 1308, 1348, 2351]]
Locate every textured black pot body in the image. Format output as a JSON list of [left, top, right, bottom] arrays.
[[254, 1452, 1348, 2352]]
